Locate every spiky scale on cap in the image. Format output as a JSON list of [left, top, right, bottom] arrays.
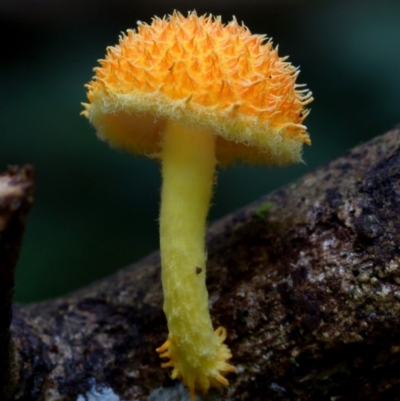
[[82, 11, 312, 165]]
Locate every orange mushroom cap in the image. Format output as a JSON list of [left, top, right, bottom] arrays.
[[82, 11, 313, 165]]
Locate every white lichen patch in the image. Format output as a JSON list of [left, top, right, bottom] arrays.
[[76, 383, 126, 401], [148, 383, 223, 400], [76, 382, 224, 401]]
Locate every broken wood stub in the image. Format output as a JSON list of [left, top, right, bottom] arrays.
[[0, 166, 34, 397]]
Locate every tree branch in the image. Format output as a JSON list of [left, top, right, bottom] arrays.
[[4, 127, 400, 400]]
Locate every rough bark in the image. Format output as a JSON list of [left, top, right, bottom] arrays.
[[4, 127, 400, 400], [0, 166, 34, 398]]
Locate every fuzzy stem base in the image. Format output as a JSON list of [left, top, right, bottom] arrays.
[[158, 120, 234, 396]]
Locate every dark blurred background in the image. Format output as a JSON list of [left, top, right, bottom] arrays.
[[1, 0, 399, 303]]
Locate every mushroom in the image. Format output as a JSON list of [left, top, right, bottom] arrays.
[[82, 11, 313, 398]]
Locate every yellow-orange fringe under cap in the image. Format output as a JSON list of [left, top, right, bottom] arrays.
[[82, 11, 313, 165]]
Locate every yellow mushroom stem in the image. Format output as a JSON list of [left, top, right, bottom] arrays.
[[157, 119, 235, 397]]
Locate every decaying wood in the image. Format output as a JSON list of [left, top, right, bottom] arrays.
[[0, 166, 34, 399], [3, 128, 400, 400]]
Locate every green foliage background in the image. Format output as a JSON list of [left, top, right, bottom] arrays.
[[1, 0, 399, 302]]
